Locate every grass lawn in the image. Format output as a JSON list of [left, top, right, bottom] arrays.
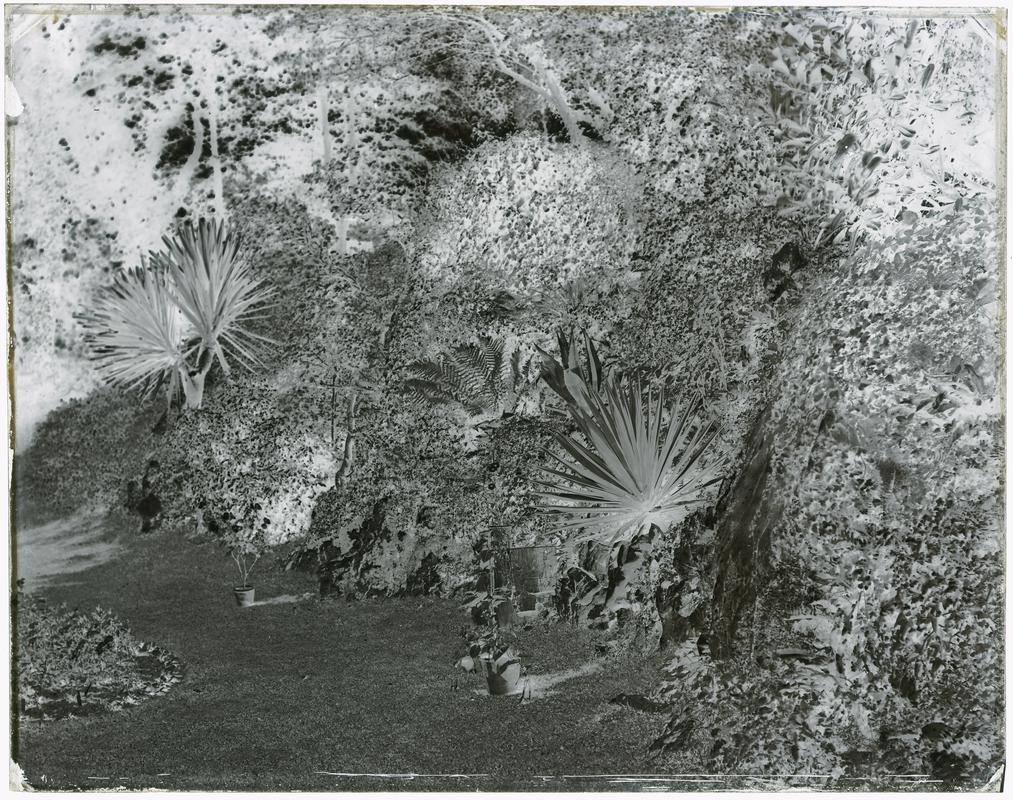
[[14, 510, 677, 791]]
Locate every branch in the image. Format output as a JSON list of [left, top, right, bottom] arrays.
[[453, 12, 552, 101]]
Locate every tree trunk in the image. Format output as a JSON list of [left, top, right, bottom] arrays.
[[181, 366, 210, 410], [317, 85, 332, 163], [708, 404, 781, 660], [206, 90, 226, 220], [334, 393, 357, 485], [177, 99, 205, 210], [544, 67, 584, 145], [344, 94, 360, 179], [336, 216, 348, 256]]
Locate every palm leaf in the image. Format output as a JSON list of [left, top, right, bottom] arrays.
[[149, 218, 275, 377], [80, 218, 274, 409], [537, 372, 727, 548], [78, 267, 191, 397]]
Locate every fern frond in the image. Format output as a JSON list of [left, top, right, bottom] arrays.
[[452, 344, 489, 400], [405, 337, 512, 415], [405, 379, 459, 406], [481, 337, 504, 383], [406, 359, 452, 387]]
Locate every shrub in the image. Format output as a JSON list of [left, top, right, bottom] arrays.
[[15, 592, 181, 721], [413, 135, 642, 310], [758, 10, 998, 248], [167, 378, 336, 546], [14, 389, 160, 527], [652, 195, 1002, 784]]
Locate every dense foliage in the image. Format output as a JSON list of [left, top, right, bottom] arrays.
[[15, 592, 182, 721], [13, 6, 1002, 786]]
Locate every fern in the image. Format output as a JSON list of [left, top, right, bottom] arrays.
[[405, 337, 514, 415]]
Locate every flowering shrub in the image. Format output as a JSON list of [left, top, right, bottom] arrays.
[[414, 135, 642, 304]]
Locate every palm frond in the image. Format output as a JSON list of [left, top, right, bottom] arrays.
[[78, 267, 190, 397], [150, 218, 275, 376], [80, 218, 275, 410], [537, 372, 727, 548]]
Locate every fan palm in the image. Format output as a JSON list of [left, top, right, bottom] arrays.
[[537, 369, 727, 547], [81, 218, 273, 411], [81, 266, 190, 398]]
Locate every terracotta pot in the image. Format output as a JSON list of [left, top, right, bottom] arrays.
[[233, 586, 255, 607]]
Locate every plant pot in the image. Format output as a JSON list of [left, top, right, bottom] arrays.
[[494, 597, 517, 629], [233, 586, 255, 607], [480, 650, 523, 696]]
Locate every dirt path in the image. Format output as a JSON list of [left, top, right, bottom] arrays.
[[15, 509, 125, 591]]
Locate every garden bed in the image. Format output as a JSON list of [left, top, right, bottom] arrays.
[[16, 593, 183, 722]]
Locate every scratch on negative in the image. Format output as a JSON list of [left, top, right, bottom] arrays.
[[314, 771, 491, 779]]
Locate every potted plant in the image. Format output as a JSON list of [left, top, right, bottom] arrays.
[[459, 570, 524, 696], [477, 631, 523, 696], [222, 515, 267, 608], [457, 623, 525, 696]]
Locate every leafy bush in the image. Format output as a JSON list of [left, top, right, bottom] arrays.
[[413, 135, 642, 308], [654, 194, 1001, 784], [301, 391, 554, 597], [759, 11, 997, 248], [167, 379, 336, 546], [14, 389, 160, 527], [16, 592, 181, 721]]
